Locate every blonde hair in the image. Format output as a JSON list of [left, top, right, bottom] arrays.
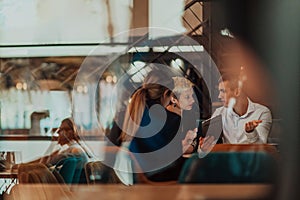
[[172, 77, 194, 98], [120, 70, 174, 142]]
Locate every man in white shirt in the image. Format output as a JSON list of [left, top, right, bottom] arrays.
[[211, 74, 272, 144]]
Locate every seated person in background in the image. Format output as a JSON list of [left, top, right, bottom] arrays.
[[166, 76, 198, 154], [208, 73, 272, 145], [12, 118, 90, 184], [30, 118, 89, 166]]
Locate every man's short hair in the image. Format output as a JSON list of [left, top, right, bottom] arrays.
[[218, 73, 240, 91]]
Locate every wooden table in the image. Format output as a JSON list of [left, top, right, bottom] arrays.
[[211, 143, 278, 152], [183, 143, 279, 159], [6, 184, 273, 200]]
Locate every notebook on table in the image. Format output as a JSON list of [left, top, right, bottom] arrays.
[[201, 115, 223, 143]]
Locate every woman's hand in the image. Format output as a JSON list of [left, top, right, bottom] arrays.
[[182, 128, 197, 154]]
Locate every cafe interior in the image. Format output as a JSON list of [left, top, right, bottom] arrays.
[[0, 0, 299, 199]]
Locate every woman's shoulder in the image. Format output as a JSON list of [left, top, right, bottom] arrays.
[[64, 142, 83, 154], [166, 109, 181, 120], [70, 147, 82, 154]]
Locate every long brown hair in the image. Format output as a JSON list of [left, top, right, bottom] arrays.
[[120, 69, 174, 141], [60, 117, 93, 158], [60, 118, 80, 142]]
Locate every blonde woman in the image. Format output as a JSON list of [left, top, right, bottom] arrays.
[[167, 77, 195, 116], [167, 77, 198, 154]]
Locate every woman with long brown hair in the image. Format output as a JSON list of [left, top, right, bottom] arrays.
[[44, 118, 89, 165], [24, 118, 90, 166], [114, 67, 197, 184]]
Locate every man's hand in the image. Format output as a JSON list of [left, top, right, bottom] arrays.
[[245, 120, 262, 133], [198, 136, 215, 152]]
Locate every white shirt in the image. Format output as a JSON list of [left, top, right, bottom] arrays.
[[113, 142, 133, 186], [212, 98, 272, 144]]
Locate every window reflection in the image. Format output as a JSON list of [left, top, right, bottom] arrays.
[[0, 89, 71, 132]]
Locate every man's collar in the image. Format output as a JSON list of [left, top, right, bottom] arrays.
[[228, 98, 255, 118], [247, 98, 255, 113], [240, 98, 255, 118]]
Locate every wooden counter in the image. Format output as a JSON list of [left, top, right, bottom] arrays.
[[6, 184, 273, 200]]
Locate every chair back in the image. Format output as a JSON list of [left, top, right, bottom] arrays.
[[179, 151, 277, 183], [73, 156, 87, 184], [268, 118, 281, 143], [85, 161, 121, 184], [56, 156, 87, 184], [56, 157, 78, 184]]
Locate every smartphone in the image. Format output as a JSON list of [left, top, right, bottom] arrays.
[[195, 119, 202, 137]]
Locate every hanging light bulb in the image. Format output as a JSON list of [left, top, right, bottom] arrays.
[[16, 82, 23, 90], [22, 82, 27, 90]]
